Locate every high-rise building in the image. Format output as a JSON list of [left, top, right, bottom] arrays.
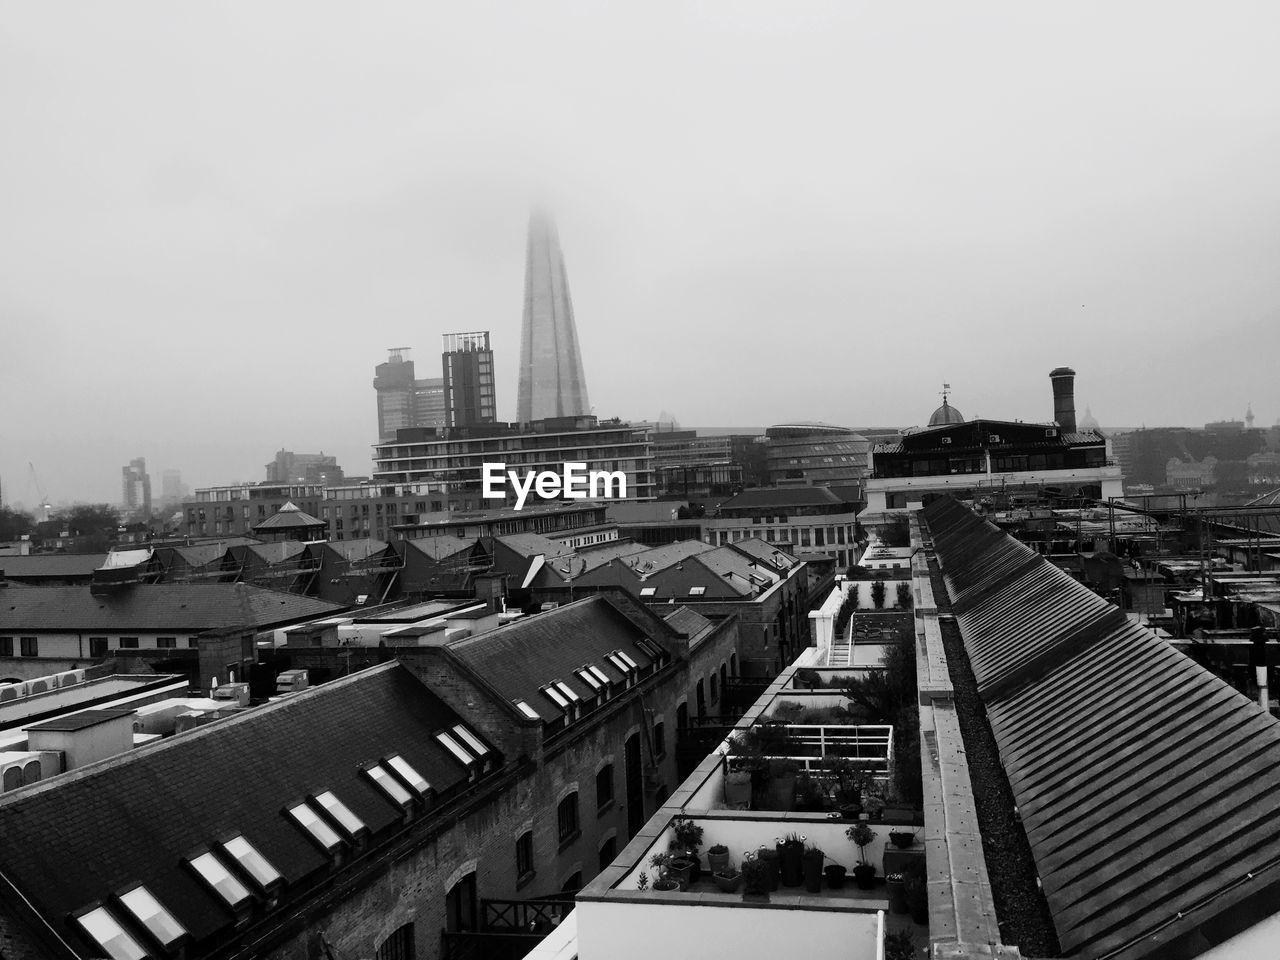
[[121, 457, 151, 517], [373, 348, 446, 441], [265, 449, 345, 485], [159, 469, 188, 509], [442, 331, 496, 427], [516, 211, 591, 423]]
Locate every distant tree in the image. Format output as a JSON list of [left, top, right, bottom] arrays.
[[62, 504, 121, 536], [0, 506, 34, 542], [871, 580, 886, 609], [878, 520, 910, 548]]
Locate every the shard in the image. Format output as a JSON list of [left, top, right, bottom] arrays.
[[516, 211, 592, 422]]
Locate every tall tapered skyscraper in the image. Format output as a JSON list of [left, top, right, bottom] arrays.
[[516, 211, 591, 422]]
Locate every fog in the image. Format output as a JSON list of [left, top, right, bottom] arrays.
[[2, 2, 1278, 504]]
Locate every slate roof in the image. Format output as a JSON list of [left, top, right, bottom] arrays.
[[445, 597, 658, 722], [0, 554, 109, 580], [0, 584, 345, 632], [490, 533, 574, 561], [716, 486, 848, 509], [0, 664, 484, 954], [727, 537, 800, 571], [401, 535, 475, 561], [241, 541, 310, 564], [663, 606, 713, 639], [924, 496, 1280, 960], [254, 502, 326, 531], [315, 538, 391, 562]]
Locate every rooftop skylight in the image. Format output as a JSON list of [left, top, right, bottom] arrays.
[[222, 835, 283, 890], [366, 764, 414, 807], [287, 802, 343, 853], [118, 885, 186, 948], [450, 723, 490, 758], [76, 906, 147, 960], [313, 790, 367, 838], [385, 754, 431, 795], [513, 699, 541, 720], [189, 851, 253, 909]]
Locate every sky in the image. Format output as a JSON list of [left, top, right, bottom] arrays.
[[2, 2, 1279, 505]]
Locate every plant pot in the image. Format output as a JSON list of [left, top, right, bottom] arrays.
[[886, 875, 908, 914], [684, 851, 702, 884], [653, 879, 680, 893], [802, 853, 824, 893], [707, 849, 731, 875], [713, 871, 742, 893], [839, 803, 863, 821], [668, 857, 695, 890], [889, 831, 916, 849], [853, 863, 877, 891], [725, 771, 752, 806], [757, 848, 780, 891], [779, 842, 804, 887], [824, 865, 847, 890]]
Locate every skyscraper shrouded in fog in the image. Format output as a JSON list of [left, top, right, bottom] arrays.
[[373, 348, 446, 441], [121, 457, 151, 517], [516, 211, 592, 423]]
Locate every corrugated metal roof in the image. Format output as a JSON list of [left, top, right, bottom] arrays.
[[924, 496, 1280, 960]]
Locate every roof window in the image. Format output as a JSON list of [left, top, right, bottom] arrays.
[[513, 699, 541, 720], [287, 802, 343, 853], [365, 764, 414, 806], [313, 790, 367, 838], [222, 835, 283, 890], [118, 885, 187, 948], [385, 754, 431, 795], [188, 851, 253, 909], [76, 906, 147, 960]]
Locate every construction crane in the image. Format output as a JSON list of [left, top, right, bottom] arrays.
[[27, 462, 52, 522]]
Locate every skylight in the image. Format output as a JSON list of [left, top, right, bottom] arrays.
[[577, 669, 602, 691], [639, 587, 657, 597], [386, 754, 431, 795], [554, 680, 580, 702], [542, 685, 570, 709], [366, 765, 413, 806], [587, 665, 610, 686], [606, 653, 630, 674], [222, 835, 283, 889], [688, 586, 706, 596], [189, 851, 252, 909], [450, 724, 490, 757], [313, 790, 367, 838], [118, 885, 186, 948], [435, 730, 474, 765], [287, 802, 343, 852], [513, 699, 541, 720], [616, 651, 640, 670], [77, 907, 147, 960]]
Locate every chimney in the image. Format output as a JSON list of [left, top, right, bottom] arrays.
[[1050, 367, 1077, 433]]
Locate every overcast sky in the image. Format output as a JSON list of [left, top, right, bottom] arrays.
[[2, 2, 1278, 505]]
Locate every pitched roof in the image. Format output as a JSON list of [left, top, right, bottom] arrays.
[[490, 533, 574, 561], [924, 496, 1280, 960], [663, 606, 712, 638], [401, 535, 474, 561], [727, 537, 800, 572], [241, 541, 310, 564], [445, 597, 658, 722], [253, 501, 326, 530], [0, 664, 484, 951], [0, 553, 109, 580], [0, 584, 345, 632]]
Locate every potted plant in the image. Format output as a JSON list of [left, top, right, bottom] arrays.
[[707, 843, 731, 875], [637, 871, 649, 891], [778, 832, 805, 887], [765, 758, 799, 811], [713, 864, 742, 893], [889, 829, 917, 849], [802, 845, 824, 893], [667, 854, 696, 890], [886, 872, 907, 913], [649, 852, 681, 891], [884, 930, 916, 960], [756, 845, 780, 891], [740, 851, 769, 900], [862, 793, 886, 821], [824, 863, 847, 890], [847, 823, 877, 890], [670, 814, 704, 883]]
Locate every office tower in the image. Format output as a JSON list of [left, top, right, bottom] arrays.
[[442, 331, 496, 428], [374, 348, 446, 441], [121, 457, 151, 517], [516, 211, 591, 422]]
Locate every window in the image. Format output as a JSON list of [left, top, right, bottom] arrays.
[[287, 802, 343, 853], [598, 835, 617, 872], [696, 680, 706, 719], [595, 764, 614, 811], [720, 663, 728, 694], [513, 699, 540, 720], [118, 638, 138, 650], [89, 637, 107, 657], [157, 637, 176, 649], [516, 830, 534, 881], [188, 851, 252, 909], [386, 754, 431, 795], [118, 886, 186, 949], [729, 652, 738, 676], [557, 793, 580, 845], [76, 906, 147, 960], [222, 835, 283, 890], [20, 637, 37, 657], [313, 790, 367, 838], [709, 673, 718, 702], [366, 764, 414, 807], [676, 701, 688, 730], [652, 722, 666, 758], [376, 922, 416, 960], [0, 637, 11, 657], [188, 638, 200, 649]]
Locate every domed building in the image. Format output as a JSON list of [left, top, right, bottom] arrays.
[[928, 397, 965, 427], [1079, 406, 1100, 433]]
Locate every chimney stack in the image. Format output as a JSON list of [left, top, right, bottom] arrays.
[[1050, 367, 1077, 433]]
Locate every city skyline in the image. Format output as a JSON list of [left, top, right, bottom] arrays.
[[2, 4, 1278, 503]]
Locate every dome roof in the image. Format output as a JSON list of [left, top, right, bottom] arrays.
[[928, 399, 965, 427], [1079, 406, 1100, 432]]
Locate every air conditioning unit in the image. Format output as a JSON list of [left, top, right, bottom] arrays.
[[940, 437, 952, 445], [276, 669, 309, 695], [1045, 428, 1058, 437], [55, 671, 81, 689], [0, 756, 44, 794], [989, 435, 1002, 443], [0, 683, 25, 703]]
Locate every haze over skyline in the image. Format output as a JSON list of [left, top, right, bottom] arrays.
[[2, 3, 1278, 504]]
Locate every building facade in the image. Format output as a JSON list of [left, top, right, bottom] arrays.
[[121, 457, 151, 518], [374, 348, 448, 441], [442, 331, 497, 428]]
